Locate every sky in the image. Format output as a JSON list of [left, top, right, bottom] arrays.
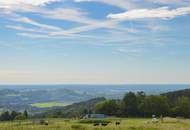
[[0, 0, 190, 84]]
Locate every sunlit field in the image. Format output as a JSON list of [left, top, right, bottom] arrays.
[[31, 102, 72, 108], [0, 118, 190, 130]]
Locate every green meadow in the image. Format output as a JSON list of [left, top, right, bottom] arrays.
[[31, 102, 72, 108], [0, 118, 190, 130]]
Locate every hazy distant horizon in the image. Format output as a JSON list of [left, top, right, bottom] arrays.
[[0, 84, 189, 91], [0, 83, 190, 86]]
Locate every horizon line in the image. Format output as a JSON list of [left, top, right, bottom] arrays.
[[0, 83, 189, 86]]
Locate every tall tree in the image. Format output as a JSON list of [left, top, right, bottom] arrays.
[[0, 111, 12, 121], [95, 100, 119, 116], [174, 96, 190, 118], [139, 95, 169, 117], [11, 111, 21, 120], [23, 110, 28, 118], [122, 92, 138, 117]]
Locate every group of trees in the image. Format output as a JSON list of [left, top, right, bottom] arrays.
[[0, 110, 28, 121], [95, 92, 190, 118]]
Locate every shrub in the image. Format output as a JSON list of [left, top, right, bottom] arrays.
[[79, 119, 110, 124], [71, 124, 85, 130]]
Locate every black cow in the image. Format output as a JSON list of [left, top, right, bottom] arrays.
[[116, 121, 120, 126], [93, 123, 99, 126], [101, 123, 108, 126]]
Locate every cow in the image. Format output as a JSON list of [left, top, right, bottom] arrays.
[[93, 123, 99, 126], [40, 120, 49, 125], [101, 123, 108, 126], [152, 118, 159, 124], [116, 121, 121, 126]]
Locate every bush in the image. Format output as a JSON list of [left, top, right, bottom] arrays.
[[15, 115, 26, 120], [79, 119, 110, 124], [95, 100, 119, 116], [71, 124, 85, 130]]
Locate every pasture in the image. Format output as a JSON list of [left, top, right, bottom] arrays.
[[0, 117, 190, 130], [31, 102, 72, 108]]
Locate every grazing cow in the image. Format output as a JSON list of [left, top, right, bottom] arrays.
[[101, 123, 108, 126], [152, 118, 159, 123], [40, 120, 49, 125], [93, 123, 99, 126], [44, 121, 49, 125], [152, 115, 159, 124], [116, 121, 120, 126]]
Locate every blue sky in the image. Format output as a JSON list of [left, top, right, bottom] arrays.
[[0, 0, 190, 84]]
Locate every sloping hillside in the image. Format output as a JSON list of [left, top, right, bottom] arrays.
[[37, 97, 106, 118], [0, 88, 93, 113], [162, 89, 190, 103]]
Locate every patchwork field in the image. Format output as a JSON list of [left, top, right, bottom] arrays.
[[0, 118, 190, 130]]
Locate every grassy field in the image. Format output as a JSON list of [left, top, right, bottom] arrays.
[[0, 117, 190, 130], [31, 102, 72, 108]]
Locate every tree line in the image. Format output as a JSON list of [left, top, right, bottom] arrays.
[[95, 92, 190, 118], [0, 110, 28, 121]]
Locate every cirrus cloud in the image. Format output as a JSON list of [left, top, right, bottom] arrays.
[[107, 6, 190, 20], [145, 0, 190, 5], [0, 0, 60, 6], [74, 0, 138, 10]]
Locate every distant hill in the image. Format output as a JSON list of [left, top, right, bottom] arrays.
[[162, 89, 190, 103], [36, 97, 106, 118], [0, 88, 94, 113], [0, 84, 190, 114], [34, 88, 190, 118]]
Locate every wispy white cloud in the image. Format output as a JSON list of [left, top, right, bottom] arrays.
[[51, 20, 119, 36], [0, 0, 60, 6], [15, 17, 63, 31], [0, 0, 122, 38], [147, 24, 169, 32], [116, 47, 143, 55], [17, 32, 53, 39], [42, 8, 96, 24], [145, 0, 190, 5], [0, 3, 93, 24], [0, 0, 189, 48], [6, 25, 38, 32], [107, 6, 190, 20], [74, 0, 138, 10]]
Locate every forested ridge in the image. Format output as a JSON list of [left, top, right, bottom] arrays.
[[95, 91, 190, 118], [38, 89, 190, 118]]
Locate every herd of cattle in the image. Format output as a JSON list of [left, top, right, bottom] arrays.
[[35, 116, 161, 127], [34, 119, 121, 127], [93, 121, 121, 126], [35, 118, 161, 127]]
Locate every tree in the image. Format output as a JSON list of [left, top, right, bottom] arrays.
[[139, 95, 169, 117], [136, 91, 146, 103], [0, 111, 12, 121], [83, 109, 88, 115], [174, 96, 190, 118], [23, 110, 28, 118], [122, 92, 138, 117], [15, 115, 26, 120], [11, 111, 21, 120], [95, 100, 119, 116]]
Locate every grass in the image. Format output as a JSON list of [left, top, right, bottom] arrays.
[[0, 117, 190, 130], [31, 102, 72, 108]]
